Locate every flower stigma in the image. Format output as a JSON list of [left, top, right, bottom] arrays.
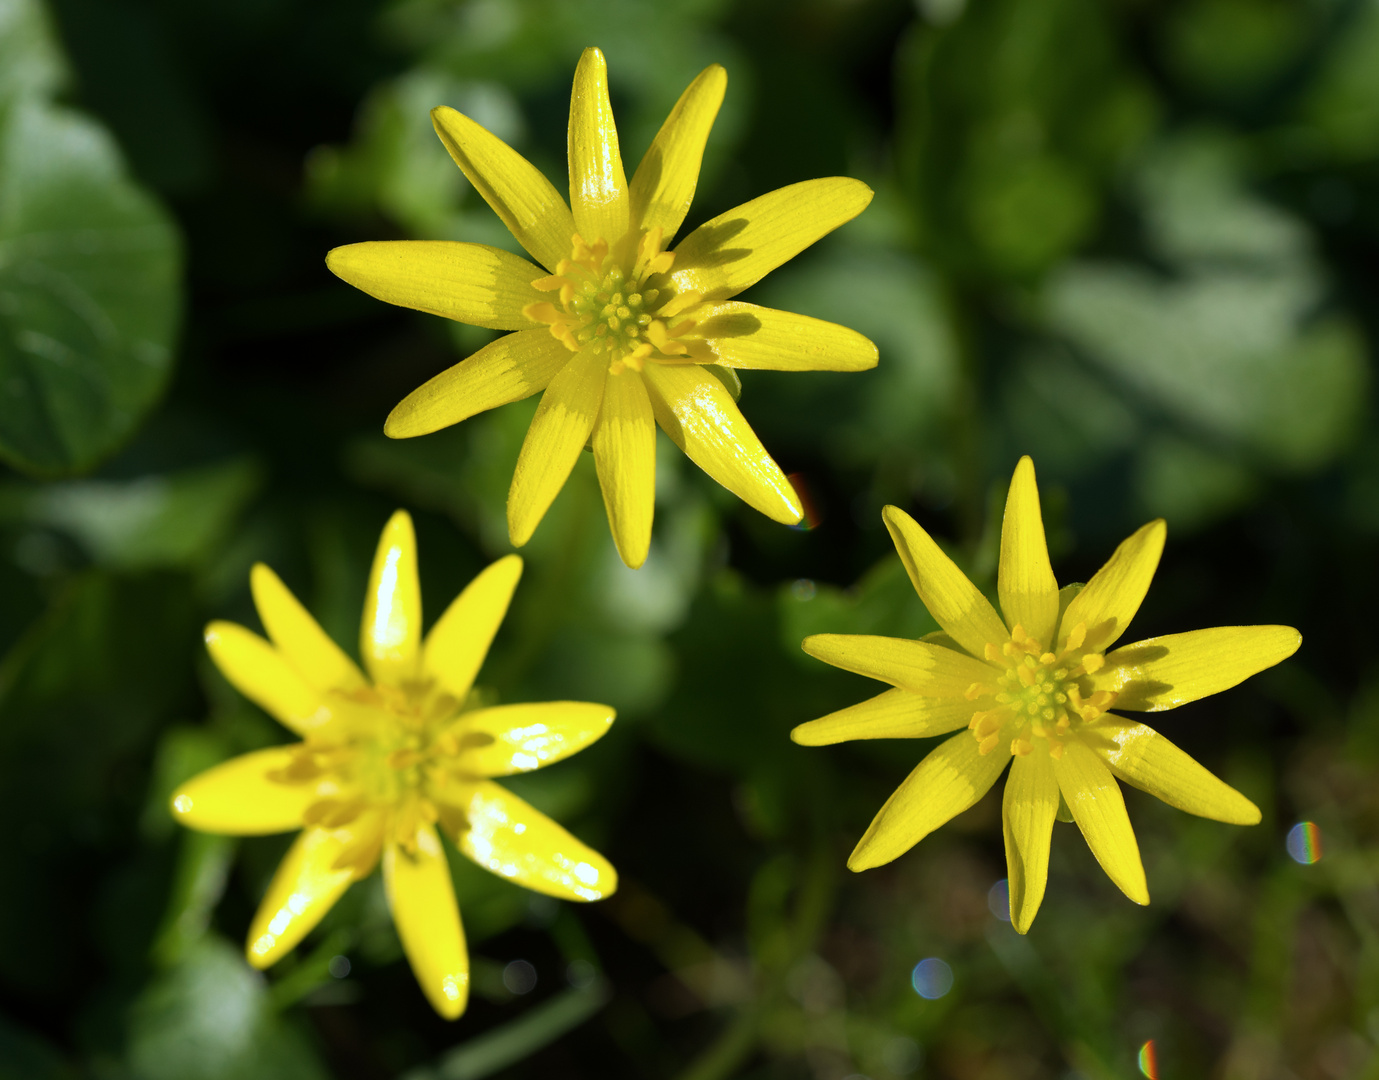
[[523, 228, 701, 373], [965, 622, 1116, 759]]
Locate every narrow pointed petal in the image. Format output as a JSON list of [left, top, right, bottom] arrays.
[[384, 826, 470, 1019], [453, 781, 617, 901], [251, 564, 365, 693], [1100, 626, 1302, 712], [205, 622, 331, 735], [361, 511, 422, 685], [848, 732, 1008, 871], [997, 457, 1059, 649], [507, 347, 608, 546], [1083, 715, 1260, 824], [881, 506, 1009, 659], [1054, 738, 1149, 905], [1059, 520, 1166, 653], [246, 826, 361, 968], [790, 687, 974, 745], [432, 106, 575, 273], [802, 634, 995, 695], [453, 701, 615, 777], [629, 63, 726, 240], [325, 242, 546, 330], [171, 748, 313, 835], [642, 361, 801, 524], [568, 47, 629, 245], [424, 555, 523, 703], [1003, 750, 1059, 933], [688, 301, 878, 371], [385, 328, 572, 439], [669, 178, 872, 301], [593, 369, 656, 568]]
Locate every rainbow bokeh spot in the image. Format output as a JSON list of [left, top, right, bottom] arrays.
[[786, 473, 822, 531], [1286, 821, 1323, 865], [1137, 1039, 1158, 1079]]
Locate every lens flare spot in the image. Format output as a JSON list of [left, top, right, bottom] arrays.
[[787, 473, 822, 531], [1137, 1039, 1158, 1078], [911, 957, 953, 999], [1286, 821, 1323, 864], [987, 878, 1011, 922]]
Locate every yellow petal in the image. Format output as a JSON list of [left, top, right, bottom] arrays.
[[628, 63, 726, 241], [431, 106, 575, 273], [997, 457, 1059, 650], [568, 47, 629, 246], [361, 510, 422, 685], [1058, 520, 1165, 653], [881, 506, 1010, 660], [384, 825, 469, 1020], [325, 242, 546, 330], [802, 633, 995, 694], [453, 701, 616, 777], [1002, 749, 1059, 934], [669, 177, 872, 301], [847, 731, 1008, 871], [642, 361, 801, 524], [790, 687, 974, 746], [251, 563, 365, 693], [507, 346, 608, 546], [423, 554, 523, 703], [1054, 738, 1148, 905], [1083, 714, 1260, 824], [453, 780, 617, 901], [205, 621, 331, 735], [1099, 625, 1302, 712], [170, 747, 313, 835], [593, 368, 656, 569], [385, 328, 572, 439], [687, 301, 878, 371], [246, 825, 361, 968]]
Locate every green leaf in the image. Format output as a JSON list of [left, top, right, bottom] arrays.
[[0, 98, 181, 474], [0, 0, 66, 110]]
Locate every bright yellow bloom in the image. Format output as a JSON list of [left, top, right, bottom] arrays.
[[170, 511, 617, 1018], [326, 47, 877, 568], [794, 457, 1300, 932]]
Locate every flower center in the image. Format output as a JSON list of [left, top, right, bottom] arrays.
[[965, 622, 1116, 759], [522, 228, 701, 373]]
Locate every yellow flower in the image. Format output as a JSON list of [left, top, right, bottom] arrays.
[[326, 47, 877, 569], [170, 511, 617, 1018], [793, 457, 1300, 933]]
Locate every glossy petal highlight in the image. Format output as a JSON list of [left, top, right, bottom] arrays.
[[689, 301, 878, 371], [628, 63, 726, 240], [593, 368, 656, 569], [790, 687, 975, 745], [431, 106, 575, 272], [670, 178, 873, 301], [507, 347, 608, 546], [325, 242, 544, 330], [1086, 715, 1260, 824], [385, 328, 572, 439], [1054, 739, 1149, 905], [455, 781, 617, 901], [246, 826, 361, 968], [643, 361, 801, 524], [251, 563, 365, 693], [361, 510, 422, 685], [802, 634, 995, 695], [204, 621, 330, 735], [848, 732, 1008, 871], [881, 506, 1009, 659], [1059, 519, 1165, 652], [455, 701, 616, 777], [423, 554, 523, 703], [385, 825, 469, 1019], [171, 747, 314, 835], [997, 456, 1059, 649], [568, 47, 629, 245], [1102, 626, 1302, 712], [1003, 750, 1059, 934]]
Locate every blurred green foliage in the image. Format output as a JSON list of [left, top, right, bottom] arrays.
[[0, 0, 1374, 1078]]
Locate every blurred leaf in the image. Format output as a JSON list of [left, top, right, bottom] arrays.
[[0, 0, 65, 109], [1133, 435, 1258, 530], [0, 97, 181, 474], [149, 830, 235, 969], [1288, 0, 1379, 162], [1162, 0, 1312, 103], [127, 936, 328, 1080], [0, 1011, 75, 1080]]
